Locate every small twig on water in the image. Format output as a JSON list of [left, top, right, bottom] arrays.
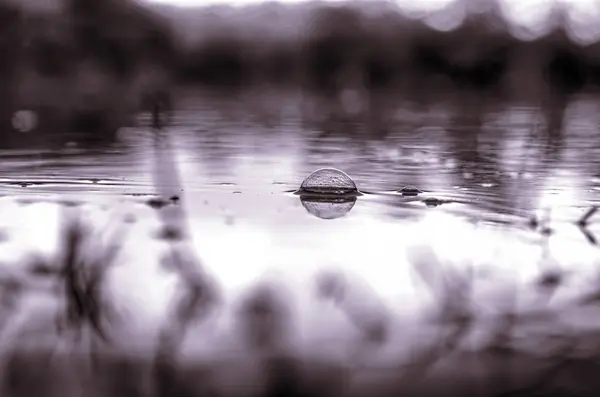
[[578, 206, 598, 228], [579, 227, 598, 245], [574, 206, 599, 246]]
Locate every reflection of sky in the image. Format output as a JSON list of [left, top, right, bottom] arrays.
[[2, 181, 599, 357]]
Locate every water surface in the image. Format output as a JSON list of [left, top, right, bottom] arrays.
[[1, 89, 600, 395]]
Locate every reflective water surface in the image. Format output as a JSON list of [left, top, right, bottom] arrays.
[[1, 89, 600, 395]]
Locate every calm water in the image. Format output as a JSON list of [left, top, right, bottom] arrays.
[[1, 89, 600, 394]]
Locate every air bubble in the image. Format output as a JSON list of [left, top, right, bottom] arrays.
[[298, 168, 358, 196]]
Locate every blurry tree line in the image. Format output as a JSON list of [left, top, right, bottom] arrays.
[[0, 0, 178, 146], [155, 0, 600, 97], [0, 0, 599, 145]]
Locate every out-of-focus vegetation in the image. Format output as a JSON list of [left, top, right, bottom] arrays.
[[0, 0, 177, 147], [1, 0, 600, 146], [154, 0, 600, 96]]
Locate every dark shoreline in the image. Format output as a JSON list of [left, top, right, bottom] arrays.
[[2, 346, 600, 397]]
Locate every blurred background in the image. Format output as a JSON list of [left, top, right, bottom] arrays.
[[1, 0, 599, 146], [2, 2, 600, 396]]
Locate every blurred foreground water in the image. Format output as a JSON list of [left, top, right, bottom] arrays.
[[1, 89, 600, 396]]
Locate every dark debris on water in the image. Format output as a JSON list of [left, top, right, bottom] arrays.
[[146, 196, 180, 210], [578, 206, 598, 227], [398, 186, 423, 196]]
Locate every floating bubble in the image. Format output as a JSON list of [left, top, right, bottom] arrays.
[[301, 197, 356, 220], [298, 168, 359, 196], [397, 186, 423, 196], [11, 110, 38, 133]]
